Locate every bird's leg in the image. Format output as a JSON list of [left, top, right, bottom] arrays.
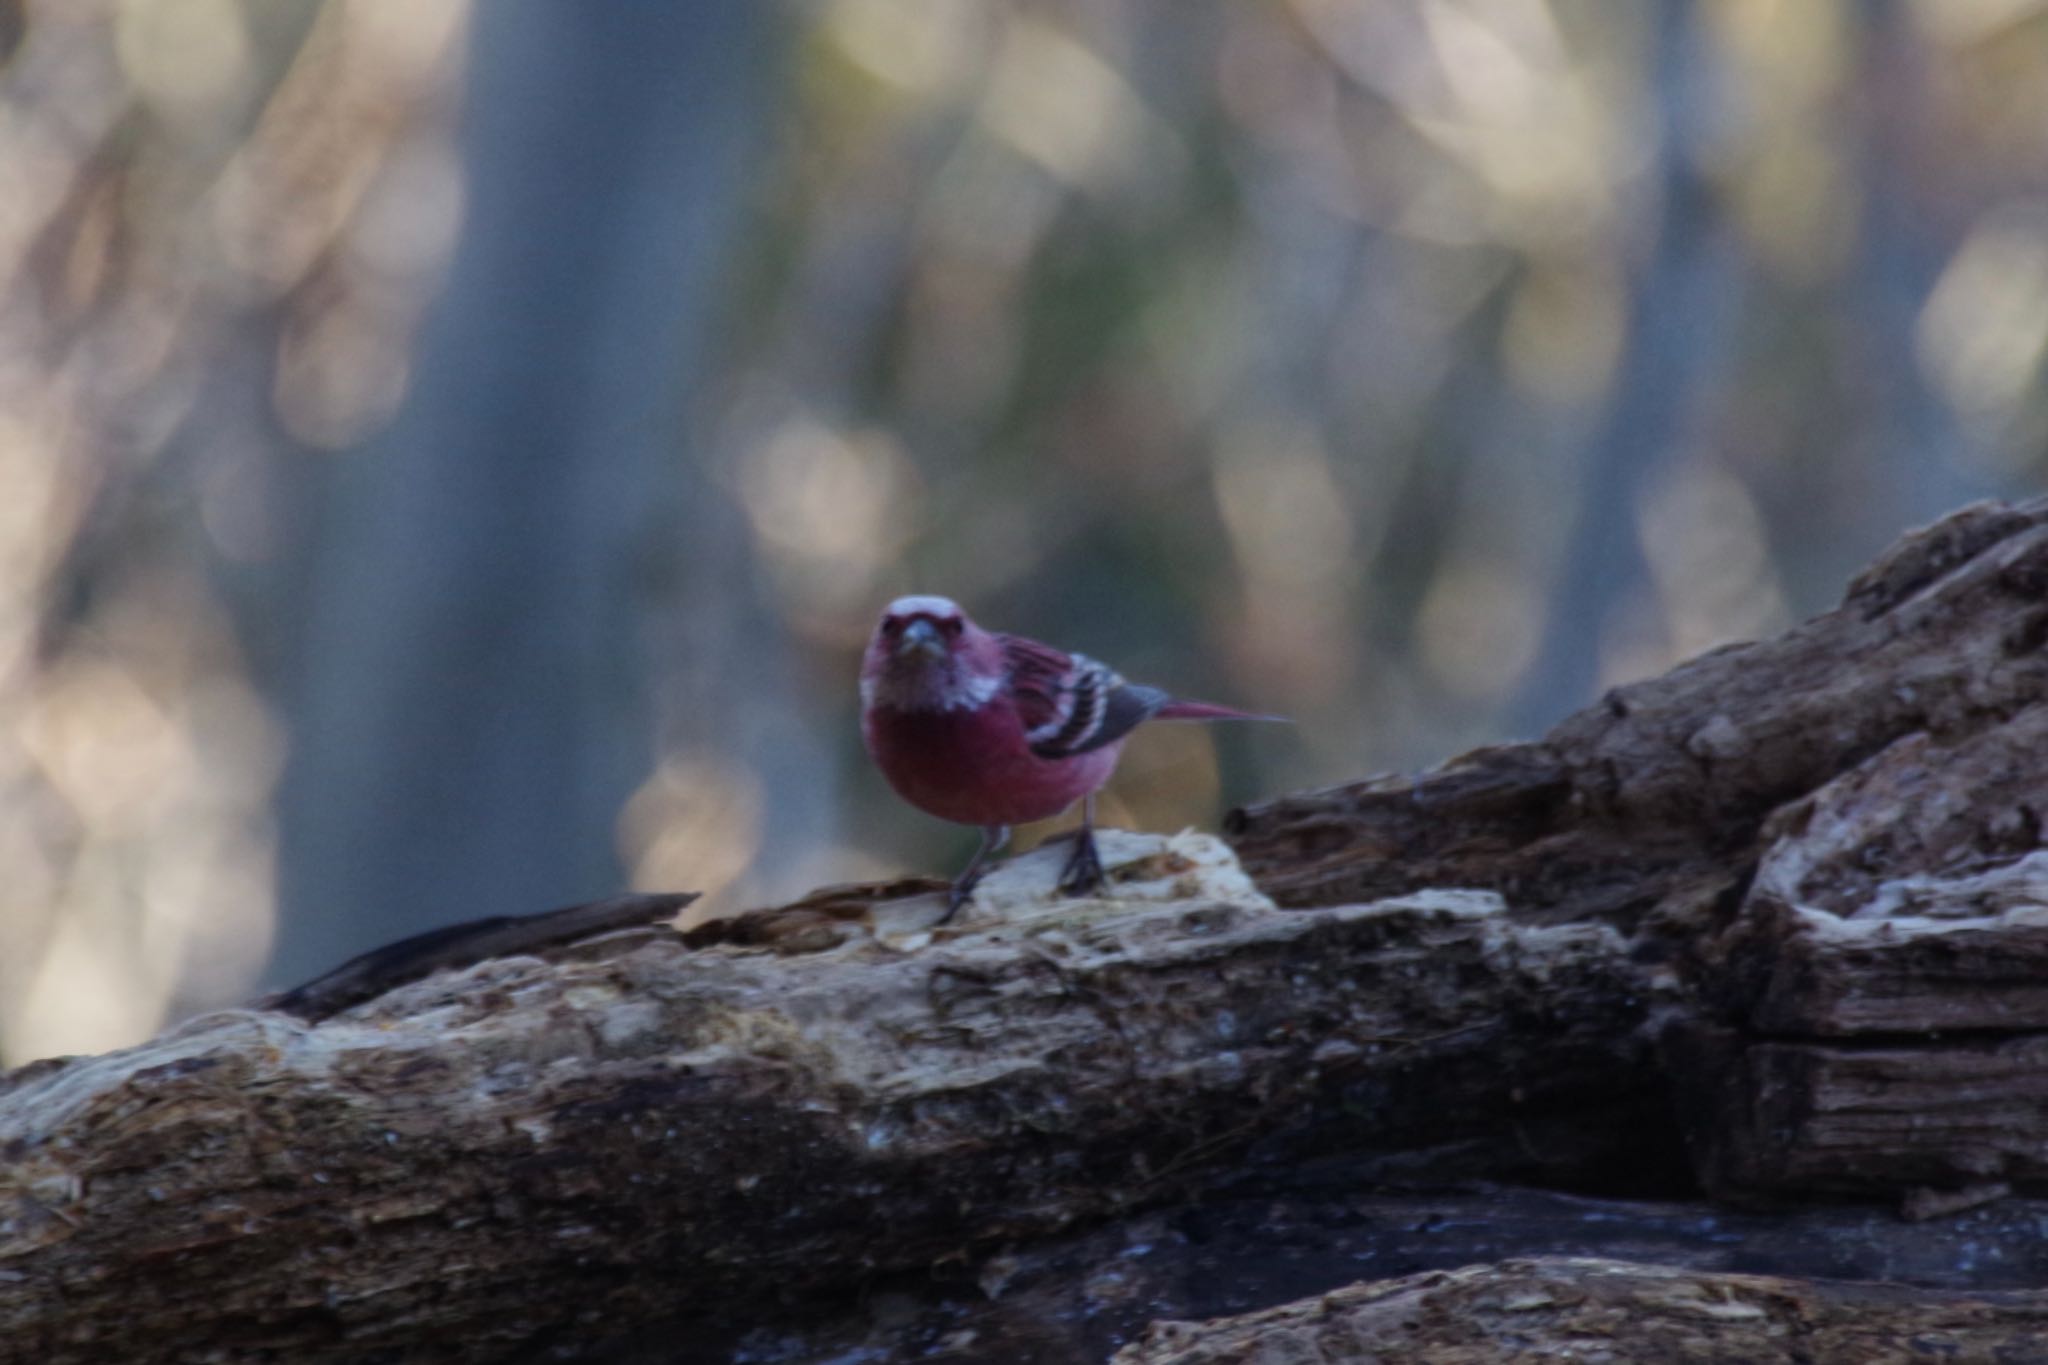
[[1056, 794, 1107, 897], [937, 824, 1009, 925]]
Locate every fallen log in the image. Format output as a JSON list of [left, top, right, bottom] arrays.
[[1232, 497, 2048, 1201], [636, 1188, 2048, 1362], [2, 498, 2047, 1362], [1116, 1257, 2048, 1365], [0, 836, 1653, 1362]]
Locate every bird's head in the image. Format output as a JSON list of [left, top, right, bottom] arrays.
[[860, 595, 1004, 712]]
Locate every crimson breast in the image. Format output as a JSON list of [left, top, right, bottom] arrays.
[[863, 700, 1124, 827]]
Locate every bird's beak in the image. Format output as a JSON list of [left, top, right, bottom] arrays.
[[896, 618, 945, 660]]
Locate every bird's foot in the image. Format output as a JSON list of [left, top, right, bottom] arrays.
[[935, 867, 985, 926], [1055, 828, 1107, 898], [934, 825, 1009, 927]]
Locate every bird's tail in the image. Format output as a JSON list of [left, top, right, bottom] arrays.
[[1154, 698, 1288, 723]]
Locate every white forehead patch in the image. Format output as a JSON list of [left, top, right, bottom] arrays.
[[884, 594, 962, 620]]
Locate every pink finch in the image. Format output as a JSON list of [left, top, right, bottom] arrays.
[[860, 594, 1275, 921]]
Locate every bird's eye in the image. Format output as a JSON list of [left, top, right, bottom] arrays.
[[940, 617, 962, 637], [882, 618, 902, 636]]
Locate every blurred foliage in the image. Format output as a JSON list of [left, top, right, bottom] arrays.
[[2, 0, 2046, 1061], [720, 0, 2048, 889], [0, 0, 465, 1060]]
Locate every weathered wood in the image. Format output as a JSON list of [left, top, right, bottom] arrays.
[[1672, 1023, 2048, 1199], [1228, 498, 2048, 930], [1231, 498, 2048, 1201], [1720, 712, 2048, 1038], [266, 892, 698, 1021], [0, 833, 1650, 1363], [635, 1188, 2048, 1363], [1116, 1258, 2048, 1365], [6, 498, 2048, 1361]]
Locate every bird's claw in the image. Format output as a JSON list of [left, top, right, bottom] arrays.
[[935, 869, 982, 926], [1055, 829, 1107, 898]]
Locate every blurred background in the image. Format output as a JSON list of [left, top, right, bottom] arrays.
[[0, 0, 2043, 1064]]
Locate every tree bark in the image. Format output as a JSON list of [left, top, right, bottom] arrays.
[[5, 498, 2048, 1362], [1117, 1257, 2048, 1365]]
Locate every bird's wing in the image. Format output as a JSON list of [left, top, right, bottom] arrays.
[[999, 633, 1168, 759]]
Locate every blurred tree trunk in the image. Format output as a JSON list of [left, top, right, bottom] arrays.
[[1848, 0, 1999, 538], [1505, 0, 1740, 735], [268, 3, 807, 984]]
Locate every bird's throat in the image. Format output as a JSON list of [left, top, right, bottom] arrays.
[[861, 661, 1002, 713]]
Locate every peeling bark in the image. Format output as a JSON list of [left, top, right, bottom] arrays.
[[3, 500, 2048, 1362]]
